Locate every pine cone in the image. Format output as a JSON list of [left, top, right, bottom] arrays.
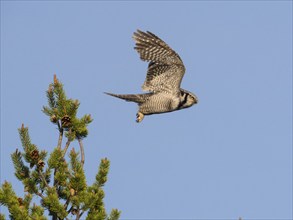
[[61, 115, 71, 128], [37, 160, 45, 170], [50, 115, 58, 123], [70, 188, 75, 196], [18, 197, 23, 206], [30, 149, 39, 160], [71, 208, 78, 215]]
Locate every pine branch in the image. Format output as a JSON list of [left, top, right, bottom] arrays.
[[67, 99, 80, 117], [30, 203, 47, 220], [18, 124, 33, 152], [108, 209, 121, 220], [95, 158, 110, 187], [11, 149, 30, 181], [1, 75, 121, 219], [78, 138, 85, 166], [57, 126, 63, 149], [38, 169, 50, 188], [0, 182, 30, 219], [42, 187, 68, 219], [23, 193, 32, 210], [48, 148, 70, 190], [63, 138, 71, 158], [47, 84, 56, 110], [36, 192, 45, 200], [69, 148, 86, 195]]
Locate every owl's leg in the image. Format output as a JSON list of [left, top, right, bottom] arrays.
[[136, 112, 145, 123]]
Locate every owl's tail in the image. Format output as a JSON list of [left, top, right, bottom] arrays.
[[104, 92, 149, 104]]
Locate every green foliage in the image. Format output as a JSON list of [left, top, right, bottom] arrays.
[[16, 125, 47, 170], [30, 204, 47, 220], [0, 75, 120, 220], [108, 209, 121, 220], [48, 148, 64, 169], [42, 187, 68, 219], [0, 214, 5, 220], [69, 149, 87, 195], [48, 148, 70, 195], [11, 149, 29, 181], [95, 158, 110, 187], [42, 75, 93, 140], [84, 158, 114, 220], [0, 181, 30, 220]]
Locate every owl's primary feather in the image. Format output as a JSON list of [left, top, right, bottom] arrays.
[[105, 30, 198, 123], [133, 30, 185, 93]]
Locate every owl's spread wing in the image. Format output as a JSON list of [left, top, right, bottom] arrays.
[[133, 30, 185, 93]]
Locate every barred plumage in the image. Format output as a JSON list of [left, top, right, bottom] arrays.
[[105, 30, 198, 123]]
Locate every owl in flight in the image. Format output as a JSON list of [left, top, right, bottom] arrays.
[[105, 30, 198, 123]]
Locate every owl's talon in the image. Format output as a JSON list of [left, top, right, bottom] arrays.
[[136, 112, 144, 123]]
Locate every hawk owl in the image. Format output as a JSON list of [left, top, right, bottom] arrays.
[[105, 30, 198, 123]]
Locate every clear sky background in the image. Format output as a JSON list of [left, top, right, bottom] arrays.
[[1, 1, 292, 219]]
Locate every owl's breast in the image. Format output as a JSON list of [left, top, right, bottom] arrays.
[[139, 94, 180, 115]]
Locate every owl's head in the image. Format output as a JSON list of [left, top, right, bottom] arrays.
[[179, 89, 198, 109]]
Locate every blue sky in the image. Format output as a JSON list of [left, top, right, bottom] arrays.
[[1, 1, 292, 219]]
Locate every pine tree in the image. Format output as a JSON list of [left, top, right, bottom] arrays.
[[0, 75, 120, 220]]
